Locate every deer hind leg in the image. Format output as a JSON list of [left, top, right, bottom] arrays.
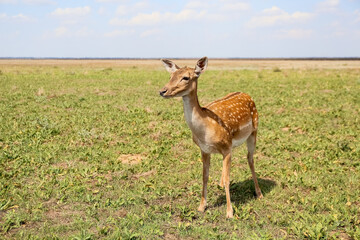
[[246, 131, 263, 199], [222, 152, 233, 218], [220, 160, 226, 188], [198, 151, 210, 212]]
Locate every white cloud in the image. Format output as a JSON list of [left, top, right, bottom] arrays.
[[128, 12, 159, 25], [354, 30, 360, 39], [247, 6, 313, 28], [332, 31, 345, 37], [12, 13, 29, 20], [95, 0, 127, 2], [140, 28, 161, 37], [134, 1, 149, 9], [185, 1, 212, 9], [110, 9, 210, 26], [354, 9, 360, 23], [98, 7, 106, 15], [0, 0, 54, 2], [1, 0, 56, 3], [0, 13, 7, 19], [221, 2, 250, 12], [51, 6, 91, 17], [275, 29, 313, 39], [23, 0, 55, 4], [168, 9, 208, 22], [186, 1, 249, 12], [330, 20, 340, 27], [116, 5, 127, 15], [262, 6, 282, 14], [0, 12, 33, 22], [54, 26, 68, 36], [115, 1, 150, 16], [104, 29, 134, 37], [0, 0, 17, 3], [316, 0, 339, 12], [110, 12, 160, 25], [75, 27, 93, 37], [48, 26, 93, 38]]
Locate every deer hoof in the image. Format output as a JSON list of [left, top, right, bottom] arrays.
[[198, 203, 206, 212], [226, 210, 234, 219], [226, 206, 234, 219]]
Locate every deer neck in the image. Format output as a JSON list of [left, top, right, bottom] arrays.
[[182, 82, 206, 132]]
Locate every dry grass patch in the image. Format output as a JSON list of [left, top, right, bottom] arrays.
[[2, 59, 360, 70], [94, 88, 118, 96], [36, 87, 45, 96], [118, 154, 144, 165], [131, 169, 157, 180]]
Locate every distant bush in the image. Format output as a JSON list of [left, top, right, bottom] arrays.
[[273, 67, 282, 72]]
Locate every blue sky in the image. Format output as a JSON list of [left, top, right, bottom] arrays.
[[1, 0, 360, 58]]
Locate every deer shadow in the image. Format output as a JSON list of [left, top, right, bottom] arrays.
[[213, 178, 277, 207]]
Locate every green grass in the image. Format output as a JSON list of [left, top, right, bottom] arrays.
[[0, 63, 359, 239]]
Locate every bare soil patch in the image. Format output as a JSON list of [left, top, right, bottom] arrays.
[[43, 199, 86, 225]]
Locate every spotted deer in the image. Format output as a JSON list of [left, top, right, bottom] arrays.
[[159, 57, 263, 218]]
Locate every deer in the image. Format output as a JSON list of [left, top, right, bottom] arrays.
[[159, 57, 263, 218]]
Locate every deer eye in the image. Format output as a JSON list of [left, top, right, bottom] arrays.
[[182, 76, 190, 81]]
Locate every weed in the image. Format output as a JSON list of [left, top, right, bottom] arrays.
[[273, 67, 281, 72]]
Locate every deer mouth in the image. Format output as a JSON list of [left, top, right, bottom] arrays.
[[159, 89, 167, 97], [160, 89, 173, 98], [160, 87, 178, 98]]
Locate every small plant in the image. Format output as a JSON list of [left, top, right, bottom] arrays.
[[273, 67, 282, 72], [71, 230, 93, 240]]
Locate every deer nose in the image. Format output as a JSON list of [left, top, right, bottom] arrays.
[[159, 89, 167, 97]]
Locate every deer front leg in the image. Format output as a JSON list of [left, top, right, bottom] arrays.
[[223, 152, 233, 218], [198, 151, 210, 212]]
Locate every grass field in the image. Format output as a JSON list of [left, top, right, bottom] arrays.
[[0, 59, 359, 239]]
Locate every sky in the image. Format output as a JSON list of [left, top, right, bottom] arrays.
[[1, 0, 360, 58]]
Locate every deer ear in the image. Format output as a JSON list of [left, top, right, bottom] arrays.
[[161, 59, 180, 73], [195, 56, 208, 77]]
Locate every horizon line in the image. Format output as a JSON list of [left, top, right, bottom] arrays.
[[1, 57, 360, 61]]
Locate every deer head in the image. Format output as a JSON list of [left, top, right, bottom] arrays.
[[159, 57, 208, 98]]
